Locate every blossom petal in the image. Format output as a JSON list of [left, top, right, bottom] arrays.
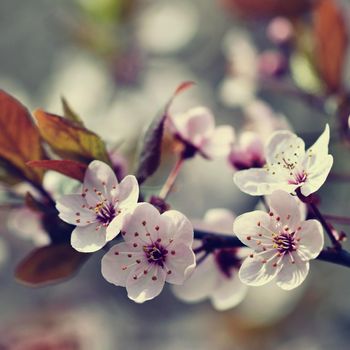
[[276, 254, 309, 290], [266, 190, 301, 229], [71, 223, 107, 253], [202, 208, 235, 235], [161, 210, 194, 244], [165, 243, 196, 285], [239, 254, 281, 287], [56, 194, 95, 226], [117, 175, 139, 208], [172, 255, 218, 303], [105, 214, 125, 241], [83, 160, 118, 204], [233, 210, 272, 248], [234, 168, 298, 196], [201, 125, 235, 158], [101, 243, 144, 287], [297, 220, 324, 260], [126, 264, 166, 303], [211, 272, 248, 310]]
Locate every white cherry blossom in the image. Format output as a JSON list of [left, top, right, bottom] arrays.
[[56, 160, 139, 253], [101, 203, 195, 303], [233, 190, 324, 290], [173, 209, 249, 310], [234, 124, 333, 196], [168, 106, 235, 159]]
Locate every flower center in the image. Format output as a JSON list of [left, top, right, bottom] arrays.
[[95, 201, 116, 226], [143, 243, 168, 267], [214, 248, 241, 278], [273, 232, 296, 254], [288, 171, 307, 185]]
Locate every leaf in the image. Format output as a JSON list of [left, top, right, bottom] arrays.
[[313, 0, 348, 93], [15, 244, 89, 287], [27, 159, 87, 182], [135, 81, 194, 184], [0, 90, 45, 184], [61, 96, 84, 126], [34, 109, 110, 164]]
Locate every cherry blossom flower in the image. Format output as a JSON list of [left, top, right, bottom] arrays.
[[233, 190, 324, 290], [234, 124, 333, 196], [56, 160, 139, 253], [173, 209, 249, 310], [168, 106, 235, 159], [101, 203, 196, 303]]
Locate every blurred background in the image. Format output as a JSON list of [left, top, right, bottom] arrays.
[[1, 0, 350, 349]]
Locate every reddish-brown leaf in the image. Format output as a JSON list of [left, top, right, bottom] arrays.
[[15, 244, 89, 287], [34, 109, 110, 164], [27, 159, 87, 182], [313, 0, 348, 93], [0, 90, 45, 183]]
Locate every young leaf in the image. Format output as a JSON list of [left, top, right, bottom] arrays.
[[0, 90, 45, 184], [34, 109, 110, 164], [61, 96, 84, 126], [27, 159, 87, 182], [313, 0, 348, 93], [136, 81, 194, 184], [15, 244, 89, 287]]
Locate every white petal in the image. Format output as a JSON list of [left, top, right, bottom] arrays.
[[202, 208, 235, 235], [105, 214, 124, 241], [126, 264, 166, 303], [161, 210, 194, 244], [233, 210, 272, 248], [101, 243, 144, 287], [172, 255, 218, 303], [233, 168, 298, 196], [239, 254, 281, 286], [276, 254, 309, 290], [266, 190, 301, 229], [164, 243, 196, 285], [201, 125, 235, 158], [307, 124, 330, 158], [265, 130, 305, 164], [211, 272, 248, 310], [117, 175, 139, 207], [83, 160, 118, 204], [71, 223, 107, 253], [56, 194, 95, 226], [297, 219, 324, 260]]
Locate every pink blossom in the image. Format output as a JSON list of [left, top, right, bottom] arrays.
[[173, 209, 249, 310], [101, 203, 195, 303], [168, 106, 235, 159], [234, 190, 324, 290], [56, 160, 139, 253]]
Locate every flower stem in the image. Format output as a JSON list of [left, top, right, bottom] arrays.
[[323, 214, 350, 225], [309, 203, 342, 250], [159, 157, 184, 200]]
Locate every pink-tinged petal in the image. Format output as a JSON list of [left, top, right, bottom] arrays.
[[161, 210, 194, 244], [83, 160, 118, 204], [172, 254, 218, 303], [239, 254, 281, 286], [117, 175, 139, 208], [297, 220, 324, 260], [276, 254, 309, 290], [202, 208, 235, 235], [233, 210, 272, 248], [105, 214, 125, 241], [71, 223, 107, 253], [121, 203, 166, 245], [265, 130, 305, 165], [56, 194, 95, 226], [165, 243, 196, 285], [211, 272, 248, 310], [266, 190, 301, 229], [234, 168, 298, 196], [201, 125, 235, 158], [101, 243, 144, 287], [126, 264, 167, 303], [300, 155, 333, 196], [306, 124, 330, 160]]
